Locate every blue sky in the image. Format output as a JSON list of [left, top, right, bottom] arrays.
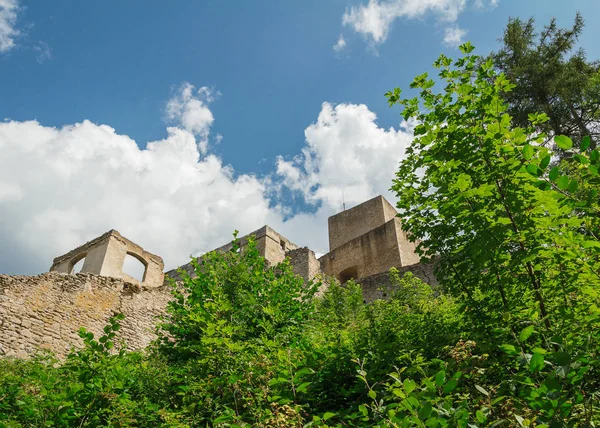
[[1, 0, 599, 274]]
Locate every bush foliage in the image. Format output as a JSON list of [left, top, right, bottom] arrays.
[[1, 45, 599, 426]]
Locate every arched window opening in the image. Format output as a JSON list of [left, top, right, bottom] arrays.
[[69, 254, 86, 274], [339, 266, 358, 284], [123, 253, 147, 282]]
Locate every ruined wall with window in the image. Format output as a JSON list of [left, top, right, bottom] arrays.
[[49, 230, 164, 288]]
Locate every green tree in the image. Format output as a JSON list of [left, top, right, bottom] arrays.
[[155, 233, 319, 425], [386, 43, 600, 339], [491, 13, 600, 148], [157, 233, 318, 362], [381, 43, 600, 426]]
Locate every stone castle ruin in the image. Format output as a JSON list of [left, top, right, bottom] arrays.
[[49, 230, 165, 288], [0, 195, 435, 358]]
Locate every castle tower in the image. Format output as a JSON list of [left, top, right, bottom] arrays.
[[319, 195, 420, 283]]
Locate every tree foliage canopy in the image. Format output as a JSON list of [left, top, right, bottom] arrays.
[[387, 42, 600, 336], [491, 13, 600, 148]]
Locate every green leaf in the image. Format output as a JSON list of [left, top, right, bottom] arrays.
[[557, 175, 569, 190], [500, 344, 518, 355], [296, 382, 311, 393], [555, 135, 573, 150], [426, 417, 440, 427], [404, 378, 416, 394], [491, 396, 507, 406], [526, 164, 542, 177], [368, 390, 376, 399], [514, 415, 526, 427], [574, 154, 589, 164], [213, 415, 233, 423], [581, 136, 591, 151], [443, 379, 458, 393], [323, 412, 336, 421], [530, 353, 545, 372], [591, 149, 600, 163], [553, 352, 571, 366], [519, 325, 535, 342], [435, 370, 445, 387], [455, 173, 472, 191], [539, 155, 551, 169], [568, 179, 578, 193], [523, 144, 534, 160], [459, 41, 475, 54], [549, 166, 560, 181], [544, 376, 561, 391], [392, 388, 406, 398], [534, 180, 551, 190], [418, 402, 433, 419]]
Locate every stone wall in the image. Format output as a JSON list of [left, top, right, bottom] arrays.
[[328, 196, 398, 251], [0, 258, 437, 358], [0, 194, 434, 358], [286, 247, 322, 282], [357, 261, 438, 303], [394, 220, 421, 267], [0, 272, 171, 358]]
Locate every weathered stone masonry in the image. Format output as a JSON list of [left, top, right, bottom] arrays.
[[0, 272, 171, 358], [0, 195, 437, 358]]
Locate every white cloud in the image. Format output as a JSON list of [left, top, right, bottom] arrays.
[[276, 102, 412, 218], [166, 83, 217, 154], [0, 0, 19, 53], [342, 0, 496, 48], [34, 41, 52, 63], [0, 88, 414, 274], [343, 0, 466, 45], [0, 82, 284, 274], [474, 0, 499, 8], [333, 34, 347, 53], [443, 24, 467, 47]]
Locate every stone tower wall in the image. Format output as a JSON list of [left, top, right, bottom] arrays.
[[320, 217, 409, 282], [357, 261, 438, 303], [328, 195, 398, 251]]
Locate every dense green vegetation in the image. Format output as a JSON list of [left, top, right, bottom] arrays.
[[2, 21, 600, 427]]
